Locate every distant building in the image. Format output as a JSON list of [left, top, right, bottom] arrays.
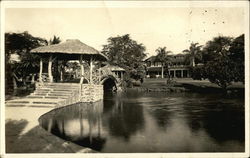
[[144, 54, 190, 78], [99, 64, 125, 80]]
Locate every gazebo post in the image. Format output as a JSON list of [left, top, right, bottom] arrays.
[[121, 72, 123, 79], [39, 58, 43, 82], [98, 69, 101, 83], [97, 62, 101, 83], [60, 61, 63, 81], [48, 55, 53, 82], [79, 55, 84, 84], [90, 56, 93, 84]]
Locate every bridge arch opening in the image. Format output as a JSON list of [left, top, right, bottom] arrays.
[[82, 78, 89, 84], [102, 76, 117, 92]]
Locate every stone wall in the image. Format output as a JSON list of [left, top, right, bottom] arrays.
[[35, 82, 103, 104], [80, 84, 103, 102]]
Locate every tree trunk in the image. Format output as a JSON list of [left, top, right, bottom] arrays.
[[12, 76, 17, 89], [31, 74, 35, 84], [192, 57, 195, 67]]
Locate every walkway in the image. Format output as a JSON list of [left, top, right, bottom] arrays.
[[5, 83, 95, 153], [6, 83, 81, 108]]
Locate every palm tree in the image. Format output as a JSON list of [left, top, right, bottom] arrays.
[[49, 35, 61, 45], [183, 42, 202, 67], [155, 47, 172, 78]]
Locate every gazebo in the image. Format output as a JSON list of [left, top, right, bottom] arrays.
[[31, 39, 107, 84], [31, 39, 107, 102]]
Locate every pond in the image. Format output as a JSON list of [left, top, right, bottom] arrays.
[[39, 90, 245, 152]]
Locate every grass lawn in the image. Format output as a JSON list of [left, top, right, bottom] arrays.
[[141, 78, 244, 89]]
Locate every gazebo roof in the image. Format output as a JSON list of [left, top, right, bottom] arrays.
[[31, 39, 107, 61]]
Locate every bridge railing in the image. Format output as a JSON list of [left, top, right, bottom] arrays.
[[98, 69, 121, 83], [78, 68, 122, 85]]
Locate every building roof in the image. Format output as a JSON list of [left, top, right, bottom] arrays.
[[144, 56, 158, 62], [31, 39, 107, 61], [145, 54, 187, 63], [100, 64, 125, 72]]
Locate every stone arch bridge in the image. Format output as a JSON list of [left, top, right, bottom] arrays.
[[80, 67, 124, 92]]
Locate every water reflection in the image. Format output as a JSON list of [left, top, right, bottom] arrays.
[[39, 101, 106, 151], [104, 92, 145, 141], [183, 95, 245, 142], [39, 91, 245, 152]]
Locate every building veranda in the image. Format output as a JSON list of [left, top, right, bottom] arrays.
[[144, 54, 190, 78]]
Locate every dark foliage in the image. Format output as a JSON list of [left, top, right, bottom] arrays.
[[191, 34, 244, 89], [101, 34, 147, 81], [5, 32, 48, 92], [228, 34, 244, 83]]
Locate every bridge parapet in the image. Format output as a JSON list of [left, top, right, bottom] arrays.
[[98, 68, 122, 85], [78, 68, 124, 90]]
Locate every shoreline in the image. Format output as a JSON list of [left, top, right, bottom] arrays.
[[5, 102, 96, 153], [5, 78, 244, 153], [130, 78, 245, 97]]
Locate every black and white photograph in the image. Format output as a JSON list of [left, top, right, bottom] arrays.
[[0, 1, 249, 158]]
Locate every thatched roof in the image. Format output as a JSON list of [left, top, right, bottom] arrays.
[[31, 39, 107, 61], [100, 64, 125, 72]]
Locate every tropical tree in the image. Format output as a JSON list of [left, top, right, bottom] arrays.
[[185, 35, 244, 90], [183, 42, 202, 67], [204, 56, 235, 90], [155, 47, 172, 78], [202, 36, 233, 63], [199, 36, 235, 89], [5, 31, 47, 63], [5, 31, 47, 91], [228, 34, 244, 83], [101, 34, 147, 81]]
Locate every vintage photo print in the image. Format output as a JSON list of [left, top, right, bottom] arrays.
[[0, 1, 249, 158]]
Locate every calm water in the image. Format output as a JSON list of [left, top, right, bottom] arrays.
[[39, 90, 245, 152]]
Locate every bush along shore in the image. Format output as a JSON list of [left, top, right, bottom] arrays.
[[131, 79, 244, 97], [137, 86, 188, 93]]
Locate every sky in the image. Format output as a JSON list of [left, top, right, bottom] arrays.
[[5, 6, 245, 57]]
